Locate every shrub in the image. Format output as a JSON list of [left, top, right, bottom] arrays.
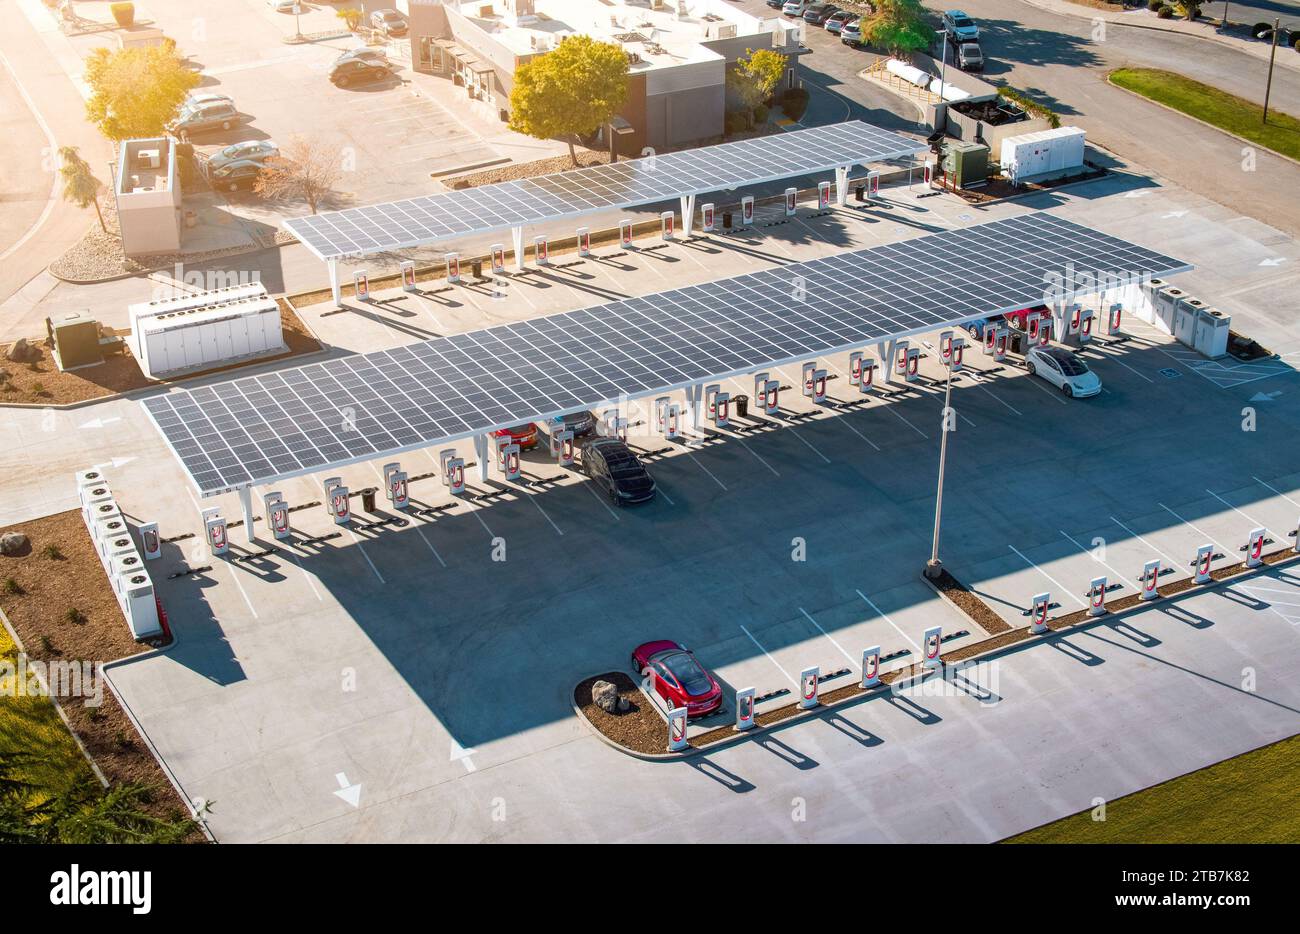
[[724, 111, 749, 135], [1, 577, 23, 595], [109, 2, 134, 27], [1147, 0, 1161, 9], [38, 634, 53, 653], [997, 86, 1062, 129], [42, 544, 64, 561], [30, 382, 45, 396], [1157, 6, 1174, 18], [64, 608, 85, 625], [782, 86, 810, 121], [754, 103, 770, 124]]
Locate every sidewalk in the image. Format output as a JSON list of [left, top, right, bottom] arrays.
[[1022, 0, 1300, 74]]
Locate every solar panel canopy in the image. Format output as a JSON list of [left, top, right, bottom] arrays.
[[284, 121, 926, 260], [144, 212, 1191, 496]]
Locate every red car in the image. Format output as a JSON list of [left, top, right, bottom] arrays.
[[493, 423, 538, 450], [631, 640, 723, 718]]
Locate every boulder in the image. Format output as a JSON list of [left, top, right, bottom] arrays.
[[591, 679, 628, 714], [5, 339, 39, 364], [0, 532, 30, 557]]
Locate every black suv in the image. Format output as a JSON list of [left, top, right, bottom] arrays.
[[580, 439, 656, 506]]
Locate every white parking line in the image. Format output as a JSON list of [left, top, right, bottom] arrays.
[[413, 525, 447, 567], [787, 426, 831, 464], [977, 385, 1022, 416], [1253, 476, 1300, 511], [583, 481, 621, 520], [1158, 502, 1230, 555], [737, 437, 781, 476], [837, 415, 881, 451], [686, 451, 728, 490], [799, 607, 858, 667], [1008, 545, 1088, 607], [1058, 530, 1138, 589], [346, 528, 387, 584], [1205, 488, 1279, 540], [882, 401, 928, 438], [226, 564, 260, 618], [856, 589, 919, 650], [1110, 515, 1182, 570], [1021, 373, 1070, 405], [1105, 355, 1155, 383], [528, 495, 564, 536], [285, 551, 325, 602], [471, 507, 499, 537], [740, 624, 797, 687]]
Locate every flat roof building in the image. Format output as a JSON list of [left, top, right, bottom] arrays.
[[114, 137, 181, 257]]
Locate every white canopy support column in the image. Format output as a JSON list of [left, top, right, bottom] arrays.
[[680, 194, 696, 237], [685, 383, 704, 431], [877, 339, 895, 385], [511, 225, 525, 271], [239, 487, 255, 543], [328, 258, 341, 307], [474, 434, 490, 482], [835, 166, 849, 206]]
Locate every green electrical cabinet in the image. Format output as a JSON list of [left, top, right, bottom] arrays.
[[941, 140, 989, 189]]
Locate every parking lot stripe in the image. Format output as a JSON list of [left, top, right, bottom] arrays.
[[882, 401, 928, 438], [1205, 488, 1281, 540], [685, 450, 728, 490], [977, 385, 1022, 417], [1008, 545, 1088, 607], [1158, 502, 1230, 555], [285, 551, 325, 601], [226, 564, 260, 619], [582, 481, 620, 521], [836, 415, 881, 451], [470, 506, 499, 536], [346, 528, 387, 584], [1058, 529, 1137, 590], [786, 426, 831, 464], [1103, 354, 1155, 384], [528, 495, 564, 536], [1020, 373, 1070, 405], [1110, 515, 1183, 570], [856, 589, 919, 650], [739, 624, 797, 687], [1253, 476, 1300, 511], [736, 437, 781, 476], [799, 607, 858, 667], [413, 525, 448, 568]]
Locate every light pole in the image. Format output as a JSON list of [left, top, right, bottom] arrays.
[[1263, 18, 1280, 124], [924, 340, 961, 580]]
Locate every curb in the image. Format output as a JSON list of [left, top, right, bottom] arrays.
[[48, 236, 294, 286], [1106, 74, 1300, 169]]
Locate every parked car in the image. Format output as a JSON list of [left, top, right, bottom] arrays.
[[184, 90, 233, 108], [267, 0, 299, 11], [540, 410, 597, 440], [782, 0, 812, 17], [580, 438, 656, 505], [369, 9, 408, 36], [334, 47, 390, 68], [1024, 345, 1101, 398], [631, 641, 723, 718], [168, 100, 240, 137], [493, 423, 539, 451], [207, 139, 278, 172], [766, 0, 786, 7], [942, 10, 980, 42], [824, 9, 855, 33], [208, 159, 264, 192], [840, 18, 863, 47], [804, 3, 838, 26], [329, 58, 395, 87], [956, 41, 984, 72]]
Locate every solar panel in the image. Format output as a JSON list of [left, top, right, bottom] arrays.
[[144, 213, 1191, 496], [283, 121, 926, 261]]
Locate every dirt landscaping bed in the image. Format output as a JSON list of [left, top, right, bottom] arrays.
[[0, 509, 199, 837], [574, 671, 666, 756], [1, 298, 320, 406]]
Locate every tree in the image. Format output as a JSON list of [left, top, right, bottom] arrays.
[[336, 6, 363, 31], [863, 0, 936, 57], [254, 136, 344, 215], [84, 44, 200, 142], [727, 48, 788, 125], [508, 36, 629, 167], [57, 146, 106, 233]]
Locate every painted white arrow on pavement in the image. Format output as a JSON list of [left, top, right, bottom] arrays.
[[1123, 190, 1149, 199], [1249, 391, 1283, 402], [1162, 210, 1188, 218], [92, 456, 136, 470], [79, 416, 122, 430], [1259, 258, 1286, 266], [333, 772, 361, 808], [450, 739, 477, 774]]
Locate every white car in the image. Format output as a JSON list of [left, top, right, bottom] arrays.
[[782, 1, 811, 16], [1024, 345, 1101, 398], [267, 0, 299, 11]]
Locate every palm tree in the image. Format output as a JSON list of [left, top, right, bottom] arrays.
[[57, 146, 106, 233]]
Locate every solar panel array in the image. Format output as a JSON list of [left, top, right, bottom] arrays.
[[284, 121, 925, 260], [144, 213, 1190, 495]]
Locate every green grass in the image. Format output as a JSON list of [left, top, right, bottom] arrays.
[[0, 628, 96, 801], [1005, 734, 1300, 843], [1110, 67, 1300, 162]]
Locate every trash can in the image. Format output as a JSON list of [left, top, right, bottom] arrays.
[[855, 184, 865, 202], [722, 210, 733, 229], [361, 488, 376, 513], [471, 259, 483, 279], [734, 394, 749, 418]]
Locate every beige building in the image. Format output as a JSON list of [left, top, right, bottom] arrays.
[[114, 137, 181, 257], [402, 0, 803, 155]]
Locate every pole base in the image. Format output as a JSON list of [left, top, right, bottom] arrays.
[[924, 559, 943, 580]]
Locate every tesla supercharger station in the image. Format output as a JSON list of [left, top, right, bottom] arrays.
[[922, 626, 942, 669], [489, 244, 506, 275], [734, 687, 756, 732], [1038, 319, 1053, 346], [861, 646, 881, 688], [325, 478, 351, 525], [660, 211, 675, 241], [1028, 314, 1041, 341], [1088, 577, 1108, 617], [654, 396, 670, 434], [384, 464, 409, 510], [577, 227, 591, 257], [494, 435, 512, 473], [993, 327, 1009, 361], [202, 508, 229, 556], [1029, 593, 1051, 633], [752, 373, 769, 409], [502, 444, 521, 482], [264, 493, 291, 540], [1246, 527, 1266, 568], [1141, 559, 1161, 600], [665, 404, 682, 440], [868, 171, 880, 198], [1067, 304, 1082, 337], [139, 522, 161, 560], [951, 337, 966, 371], [439, 449, 457, 487], [784, 187, 797, 217], [812, 369, 828, 403], [849, 352, 863, 387], [447, 458, 466, 496], [938, 330, 954, 364], [400, 261, 417, 292], [667, 706, 689, 752], [714, 392, 730, 427], [445, 252, 461, 284], [553, 430, 575, 467], [799, 666, 819, 709], [983, 327, 997, 355], [895, 340, 909, 377], [702, 203, 715, 233], [534, 236, 549, 266], [741, 195, 754, 226], [1078, 308, 1095, 344], [802, 362, 816, 397], [818, 180, 831, 209], [704, 384, 721, 421], [858, 359, 877, 393], [353, 271, 370, 302], [619, 219, 634, 249], [1193, 544, 1214, 584], [904, 348, 920, 381], [763, 379, 780, 414], [1106, 303, 1123, 336]]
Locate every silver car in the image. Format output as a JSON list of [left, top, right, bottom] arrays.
[[170, 100, 240, 137]]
